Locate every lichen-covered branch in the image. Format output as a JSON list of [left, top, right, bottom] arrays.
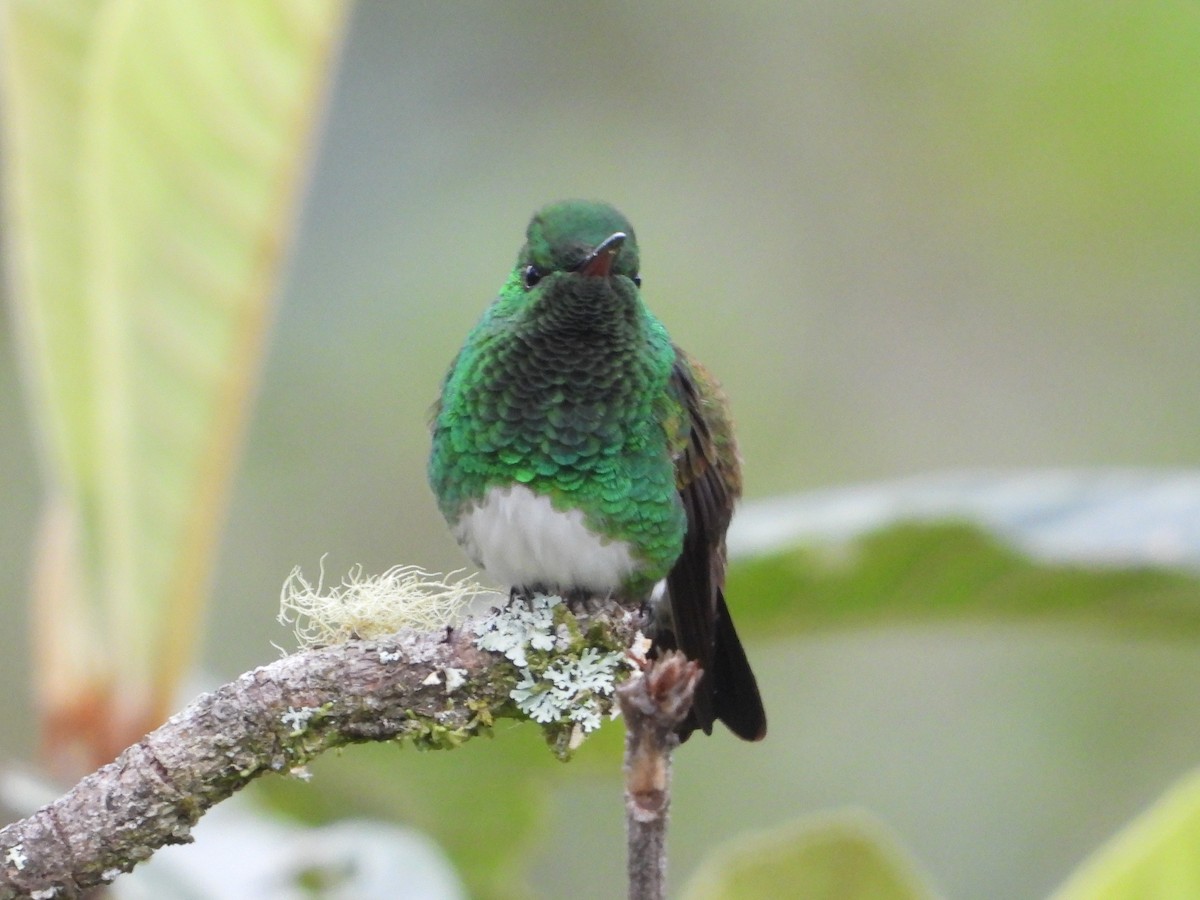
[[0, 598, 641, 899], [618, 652, 701, 900]]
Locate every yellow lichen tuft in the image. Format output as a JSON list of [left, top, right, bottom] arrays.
[[279, 562, 492, 649]]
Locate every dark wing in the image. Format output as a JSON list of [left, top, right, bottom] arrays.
[[664, 348, 766, 741]]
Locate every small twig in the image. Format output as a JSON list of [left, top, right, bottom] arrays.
[[0, 599, 640, 900], [617, 651, 701, 900]]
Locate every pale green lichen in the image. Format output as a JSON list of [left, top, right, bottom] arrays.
[[443, 667, 467, 691], [281, 705, 321, 735], [471, 593, 564, 666], [400, 710, 486, 751], [511, 647, 622, 731], [279, 562, 490, 648], [276, 564, 635, 760], [472, 594, 626, 751], [6, 844, 27, 870]]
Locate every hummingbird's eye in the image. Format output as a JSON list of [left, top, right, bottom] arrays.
[[632, 274, 642, 288], [522, 265, 543, 289]]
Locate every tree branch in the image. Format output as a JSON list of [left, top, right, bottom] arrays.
[[618, 651, 700, 900], [0, 598, 641, 899]]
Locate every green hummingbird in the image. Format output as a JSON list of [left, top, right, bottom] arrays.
[[429, 200, 766, 741]]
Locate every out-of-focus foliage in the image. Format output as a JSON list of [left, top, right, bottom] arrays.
[[681, 813, 936, 900], [731, 522, 1200, 638], [1052, 767, 1200, 900], [2, 1, 1199, 898], [0, 0, 347, 766], [255, 726, 565, 900]]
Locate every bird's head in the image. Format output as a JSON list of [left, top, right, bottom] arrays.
[[519, 199, 641, 285]]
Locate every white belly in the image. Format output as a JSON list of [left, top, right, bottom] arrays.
[[453, 484, 636, 594]]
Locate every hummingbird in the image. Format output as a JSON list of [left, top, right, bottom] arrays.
[[428, 200, 766, 741]]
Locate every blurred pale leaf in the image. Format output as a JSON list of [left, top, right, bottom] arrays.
[[730, 470, 1200, 570], [0, 0, 348, 763], [728, 471, 1200, 639], [1051, 767, 1200, 900], [1, 0, 110, 765], [679, 813, 937, 900], [255, 727, 563, 900], [117, 795, 467, 900], [730, 521, 1200, 639]]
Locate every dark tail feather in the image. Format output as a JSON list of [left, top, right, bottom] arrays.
[[677, 591, 767, 742]]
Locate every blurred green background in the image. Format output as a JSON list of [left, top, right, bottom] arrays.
[[2, 2, 1200, 897]]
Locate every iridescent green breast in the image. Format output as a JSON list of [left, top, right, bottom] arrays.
[[429, 272, 687, 590]]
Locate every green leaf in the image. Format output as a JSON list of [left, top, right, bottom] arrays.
[[679, 812, 937, 900], [2, 0, 111, 753], [1, 0, 348, 760], [729, 522, 1200, 639], [1051, 767, 1200, 900]]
